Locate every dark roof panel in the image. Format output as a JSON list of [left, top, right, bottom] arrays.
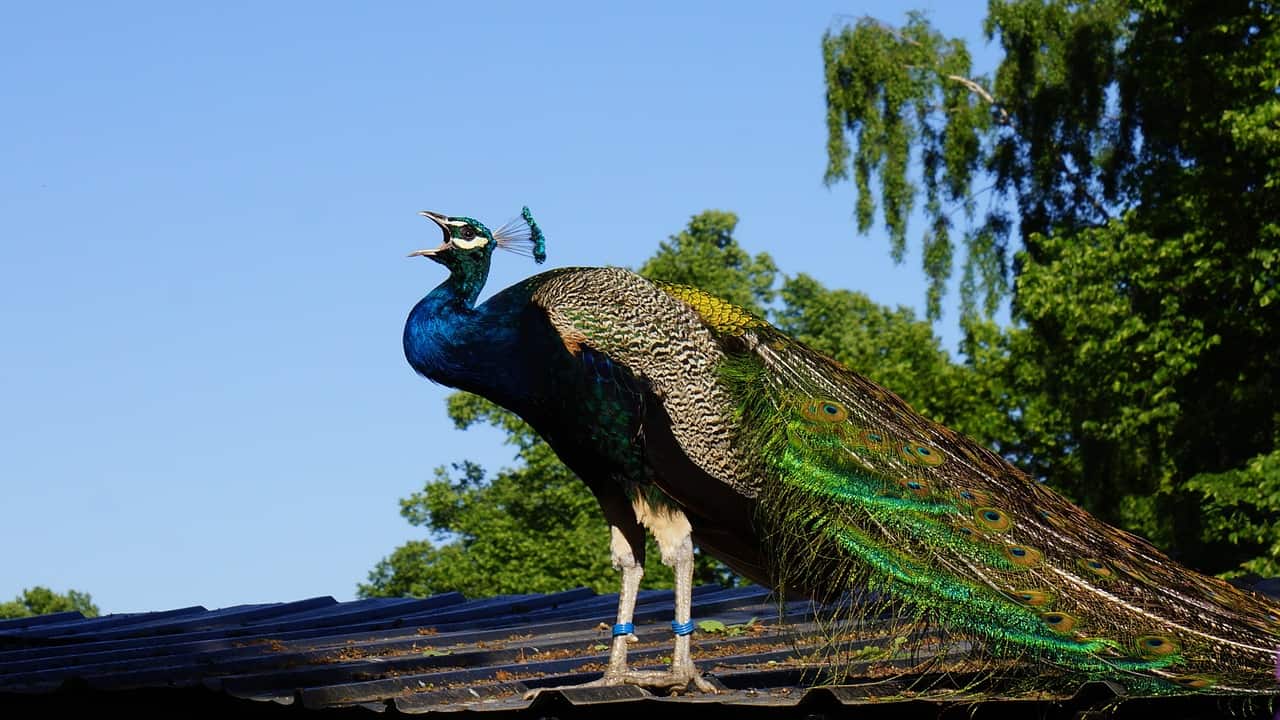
[[1, 584, 1276, 718]]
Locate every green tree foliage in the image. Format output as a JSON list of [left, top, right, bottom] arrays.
[[0, 586, 99, 619], [822, 12, 998, 320], [638, 209, 777, 315], [1184, 450, 1280, 578], [823, 1, 1280, 575]]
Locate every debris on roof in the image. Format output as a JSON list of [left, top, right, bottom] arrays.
[[0, 584, 1275, 718]]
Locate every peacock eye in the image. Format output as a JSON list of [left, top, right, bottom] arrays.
[[458, 226, 477, 240]]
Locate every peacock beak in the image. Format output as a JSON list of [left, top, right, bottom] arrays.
[[408, 211, 451, 258]]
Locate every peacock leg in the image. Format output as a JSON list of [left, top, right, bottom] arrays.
[[524, 521, 647, 700], [525, 500, 716, 697], [577, 503, 716, 692], [651, 515, 717, 693], [603, 523, 645, 675]]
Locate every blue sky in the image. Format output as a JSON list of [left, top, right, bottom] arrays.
[[1, 2, 999, 613]]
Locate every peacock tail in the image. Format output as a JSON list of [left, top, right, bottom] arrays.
[[530, 271, 1280, 695], [721, 334, 1280, 694]]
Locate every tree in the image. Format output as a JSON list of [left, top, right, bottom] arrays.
[[823, 1, 1280, 575], [638, 209, 777, 315], [0, 586, 99, 619]]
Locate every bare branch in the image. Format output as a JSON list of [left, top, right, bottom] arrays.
[[945, 74, 1010, 125]]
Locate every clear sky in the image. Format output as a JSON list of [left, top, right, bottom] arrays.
[[1, 2, 999, 613]]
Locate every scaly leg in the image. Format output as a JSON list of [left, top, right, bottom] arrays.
[[526, 499, 716, 697], [604, 523, 645, 675], [648, 512, 717, 692], [666, 532, 710, 688], [524, 513, 650, 698]]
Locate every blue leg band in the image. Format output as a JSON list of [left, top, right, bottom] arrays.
[[612, 622, 635, 637], [671, 620, 695, 636]]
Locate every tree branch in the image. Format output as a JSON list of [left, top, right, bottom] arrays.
[[944, 74, 1010, 126]]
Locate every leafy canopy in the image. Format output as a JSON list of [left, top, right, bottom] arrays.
[[0, 586, 99, 619], [823, 0, 1280, 575]]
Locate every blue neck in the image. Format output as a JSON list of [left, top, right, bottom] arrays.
[[403, 269, 526, 407], [445, 260, 489, 309]]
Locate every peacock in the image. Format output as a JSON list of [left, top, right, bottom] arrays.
[[403, 207, 1280, 697]]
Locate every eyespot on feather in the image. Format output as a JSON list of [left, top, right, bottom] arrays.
[[974, 507, 1013, 532], [1078, 558, 1114, 578], [1040, 611, 1078, 633], [899, 479, 930, 497], [897, 443, 945, 466], [951, 516, 979, 537], [955, 488, 992, 506], [914, 444, 945, 466], [800, 399, 848, 423], [1012, 589, 1053, 606], [1004, 544, 1043, 568], [1134, 634, 1180, 658], [855, 429, 890, 452], [1170, 675, 1215, 689]]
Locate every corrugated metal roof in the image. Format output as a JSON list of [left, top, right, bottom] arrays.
[[0, 584, 1275, 718]]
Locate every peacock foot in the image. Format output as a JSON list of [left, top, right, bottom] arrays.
[[523, 668, 719, 699]]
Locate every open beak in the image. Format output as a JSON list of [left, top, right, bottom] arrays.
[[408, 211, 451, 258]]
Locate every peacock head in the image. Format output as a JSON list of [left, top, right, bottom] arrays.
[[408, 211, 498, 279], [408, 208, 546, 281]]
